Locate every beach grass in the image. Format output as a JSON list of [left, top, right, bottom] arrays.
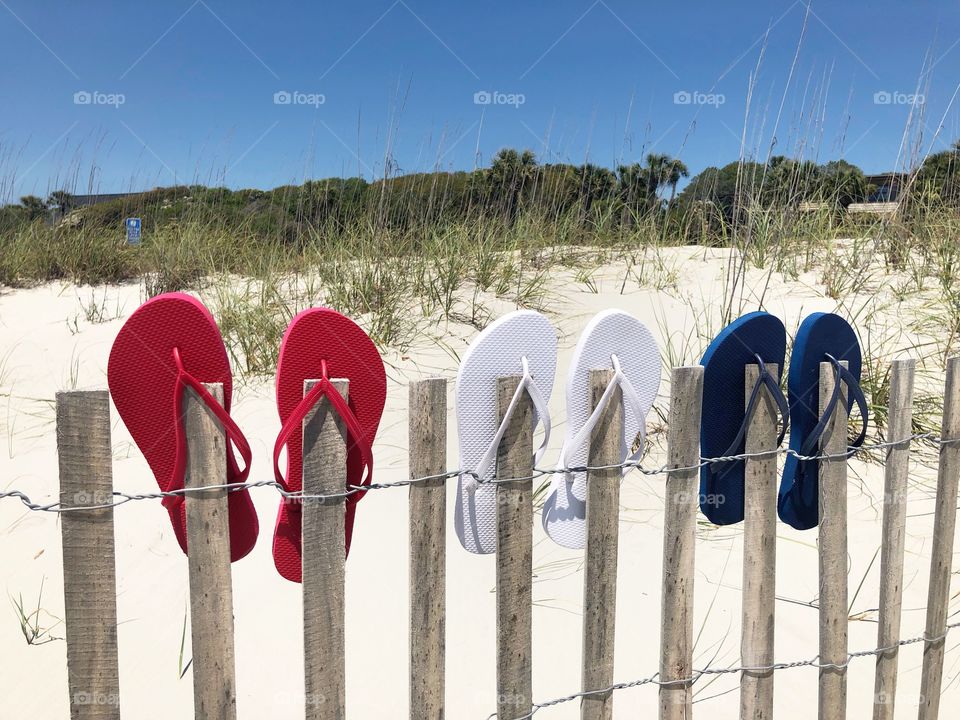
[[2, 184, 959, 453]]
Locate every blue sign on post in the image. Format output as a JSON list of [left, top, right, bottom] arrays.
[[125, 217, 142, 246]]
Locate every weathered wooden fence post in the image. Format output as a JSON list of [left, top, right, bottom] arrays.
[[918, 356, 960, 720], [872, 359, 914, 720], [57, 391, 122, 720], [183, 382, 237, 720], [409, 378, 447, 720], [740, 364, 779, 720], [660, 366, 704, 720], [819, 361, 849, 720], [302, 378, 349, 720], [581, 369, 623, 720], [496, 375, 534, 720]]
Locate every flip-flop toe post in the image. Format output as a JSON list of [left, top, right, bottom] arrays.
[[699, 311, 788, 525], [272, 307, 387, 582], [455, 310, 557, 554], [107, 292, 258, 562], [778, 313, 868, 530], [542, 309, 661, 549]]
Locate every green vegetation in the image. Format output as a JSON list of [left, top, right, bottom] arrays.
[[2, 147, 955, 290], [10, 578, 61, 646], [2, 145, 959, 390], [0, 146, 945, 254]]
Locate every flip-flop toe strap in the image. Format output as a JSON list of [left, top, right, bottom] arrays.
[[165, 348, 252, 512], [799, 354, 870, 459], [272, 364, 374, 510], [465, 357, 552, 494], [556, 354, 646, 482], [709, 355, 789, 474]]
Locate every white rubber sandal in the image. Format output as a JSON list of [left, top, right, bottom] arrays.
[[455, 310, 557, 554], [542, 309, 660, 549]]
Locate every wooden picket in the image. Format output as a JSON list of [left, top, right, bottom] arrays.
[[182, 382, 238, 720], [659, 366, 703, 720], [56, 391, 121, 720], [581, 369, 622, 720], [408, 378, 448, 720], [740, 364, 779, 720], [302, 378, 349, 719], [819, 361, 850, 720], [873, 359, 915, 720], [49, 358, 960, 719], [919, 356, 960, 720], [495, 375, 534, 720]]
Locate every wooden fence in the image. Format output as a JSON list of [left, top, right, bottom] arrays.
[[51, 358, 960, 719]]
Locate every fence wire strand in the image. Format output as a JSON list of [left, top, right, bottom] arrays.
[[1, 430, 947, 513], [4, 423, 958, 717], [492, 619, 960, 720]]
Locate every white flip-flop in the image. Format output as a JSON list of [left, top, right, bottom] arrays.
[[542, 309, 660, 549], [455, 310, 557, 554]]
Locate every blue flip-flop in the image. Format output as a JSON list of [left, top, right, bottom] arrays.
[[778, 313, 869, 530], [699, 312, 789, 525]]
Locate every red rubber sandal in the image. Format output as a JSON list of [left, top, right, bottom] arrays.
[[272, 307, 386, 583], [107, 292, 258, 562]]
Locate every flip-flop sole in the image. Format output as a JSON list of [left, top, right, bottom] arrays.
[[542, 309, 660, 549], [272, 307, 387, 582], [699, 311, 786, 525], [107, 292, 258, 562], [778, 312, 862, 530], [455, 310, 557, 554]]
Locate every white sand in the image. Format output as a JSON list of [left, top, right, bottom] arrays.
[[1, 246, 956, 718]]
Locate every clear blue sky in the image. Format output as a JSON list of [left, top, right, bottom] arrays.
[[2, 0, 959, 201]]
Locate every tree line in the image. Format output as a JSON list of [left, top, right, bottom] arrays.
[[6, 141, 960, 238]]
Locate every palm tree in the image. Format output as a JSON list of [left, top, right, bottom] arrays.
[[644, 153, 670, 198], [644, 153, 689, 206], [575, 163, 616, 216], [664, 158, 689, 205], [616, 163, 648, 199], [616, 163, 653, 224], [488, 148, 538, 217], [489, 149, 537, 183]]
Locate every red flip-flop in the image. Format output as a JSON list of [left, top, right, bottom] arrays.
[[107, 292, 259, 562], [272, 307, 386, 583]]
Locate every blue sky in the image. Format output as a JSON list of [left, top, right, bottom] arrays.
[[2, 0, 959, 201]]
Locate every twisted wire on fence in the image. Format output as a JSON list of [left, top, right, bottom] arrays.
[[1, 430, 946, 513], [493, 619, 960, 720]]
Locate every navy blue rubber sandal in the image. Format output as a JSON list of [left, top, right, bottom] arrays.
[[699, 312, 789, 525], [778, 313, 869, 530]]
